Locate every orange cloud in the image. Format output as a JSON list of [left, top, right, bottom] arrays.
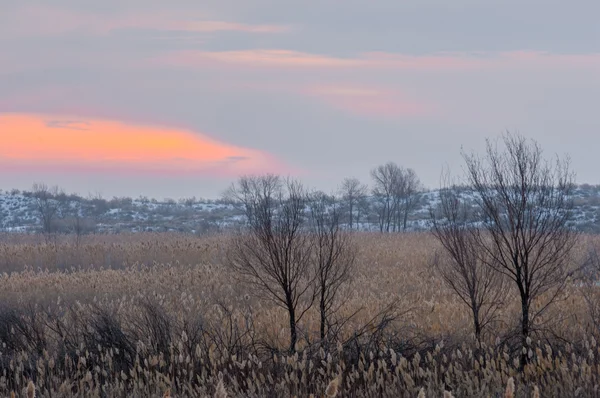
[[302, 85, 429, 118], [0, 114, 284, 176]]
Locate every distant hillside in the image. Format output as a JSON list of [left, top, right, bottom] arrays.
[[1, 184, 600, 234]]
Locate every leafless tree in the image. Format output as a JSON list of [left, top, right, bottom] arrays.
[[31, 183, 64, 236], [371, 163, 400, 232], [396, 168, 422, 231], [430, 177, 506, 343], [62, 201, 96, 246], [0, 207, 5, 232], [463, 133, 578, 367], [226, 175, 315, 353], [87, 192, 109, 226], [371, 163, 422, 232], [579, 244, 600, 339], [308, 191, 357, 342], [224, 174, 282, 223], [339, 177, 368, 230]]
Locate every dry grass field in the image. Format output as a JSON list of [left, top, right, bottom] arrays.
[[1, 232, 600, 397]]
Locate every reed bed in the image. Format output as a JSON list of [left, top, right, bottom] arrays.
[[0, 232, 599, 397]]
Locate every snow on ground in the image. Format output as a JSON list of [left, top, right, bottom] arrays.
[[1, 185, 600, 233]]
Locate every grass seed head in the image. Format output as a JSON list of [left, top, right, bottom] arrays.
[[325, 376, 339, 397], [26, 381, 35, 398]]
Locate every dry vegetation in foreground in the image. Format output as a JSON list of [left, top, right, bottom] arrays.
[[0, 232, 599, 397]]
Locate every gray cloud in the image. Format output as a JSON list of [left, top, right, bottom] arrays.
[[1, 0, 599, 198]]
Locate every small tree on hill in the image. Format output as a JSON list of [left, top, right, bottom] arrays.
[[31, 183, 63, 237], [339, 177, 367, 230]]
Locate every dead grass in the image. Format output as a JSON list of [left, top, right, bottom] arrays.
[[0, 232, 598, 396]]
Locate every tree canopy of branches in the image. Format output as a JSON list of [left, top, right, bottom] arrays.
[[462, 133, 578, 367], [226, 175, 315, 353], [371, 162, 421, 232], [309, 192, 357, 343], [430, 177, 505, 343], [31, 183, 64, 236], [226, 175, 358, 352], [339, 177, 368, 230]]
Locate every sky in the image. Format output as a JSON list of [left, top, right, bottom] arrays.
[[1, 1, 599, 199]]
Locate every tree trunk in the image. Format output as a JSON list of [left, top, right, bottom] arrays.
[[472, 305, 483, 359], [471, 305, 482, 342], [385, 201, 391, 232], [287, 297, 297, 353], [349, 201, 354, 230], [520, 294, 530, 369], [402, 200, 409, 231], [320, 295, 326, 341]]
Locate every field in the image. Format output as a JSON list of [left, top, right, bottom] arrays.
[[1, 232, 599, 397]]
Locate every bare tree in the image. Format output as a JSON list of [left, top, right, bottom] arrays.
[[224, 174, 282, 223], [31, 183, 63, 236], [371, 163, 422, 232], [430, 179, 505, 343], [397, 168, 422, 231], [62, 201, 96, 246], [356, 194, 371, 230], [463, 133, 578, 367], [87, 192, 109, 227], [226, 175, 315, 353], [339, 177, 368, 230], [308, 192, 357, 342], [371, 163, 400, 232], [0, 206, 5, 232], [581, 245, 600, 336]]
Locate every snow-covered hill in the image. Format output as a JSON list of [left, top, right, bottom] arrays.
[[1, 184, 600, 234]]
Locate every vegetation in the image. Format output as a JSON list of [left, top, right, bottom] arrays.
[[0, 232, 598, 397], [1, 133, 600, 396]]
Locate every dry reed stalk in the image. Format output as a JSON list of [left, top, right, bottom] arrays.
[[504, 377, 515, 398]]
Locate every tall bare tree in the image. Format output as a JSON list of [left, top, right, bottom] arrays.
[[463, 133, 578, 367], [309, 192, 357, 342], [226, 175, 315, 352], [430, 178, 505, 343], [31, 183, 63, 236], [339, 177, 368, 230]]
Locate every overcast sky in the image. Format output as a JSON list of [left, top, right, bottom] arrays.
[[1, 0, 599, 199]]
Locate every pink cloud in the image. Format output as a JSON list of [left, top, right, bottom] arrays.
[[159, 49, 365, 69], [168, 20, 288, 33], [301, 85, 430, 118], [158, 49, 600, 72], [2, 6, 289, 37]]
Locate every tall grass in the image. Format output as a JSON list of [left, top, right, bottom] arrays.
[[0, 232, 598, 396]]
